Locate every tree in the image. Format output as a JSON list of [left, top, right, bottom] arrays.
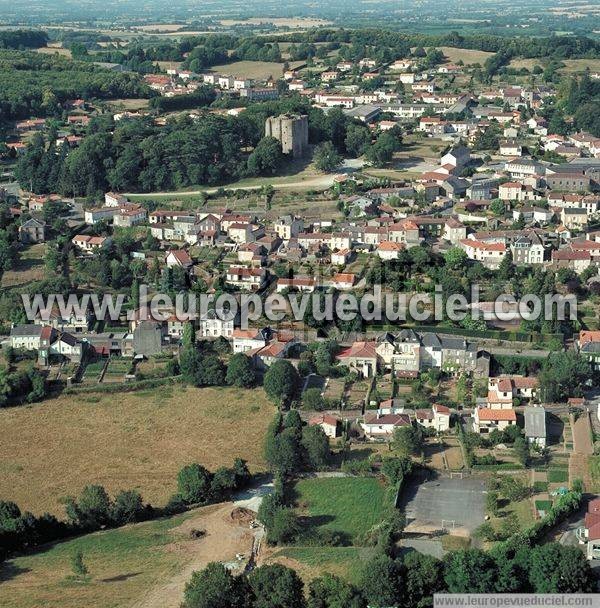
[[71, 550, 89, 579], [111, 490, 145, 524], [263, 360, 301, 406], [474, 521, 497, 542], [307, 574, 364, 608], [486, 490, 499, 516], [226, 353, 256, 388], [301, 425, 330, 469], [313, 142, 342, 173], [489, 199, 505, 216], [539, 351, 593, 402], [529, 544, 595, 592], [302, 387, 326, 411], [499, 512, 520, 539], [257, 492, 284, 529], [210, 467, 237, 499], [444, 549, 498, 593], [498, 249, 514, 280], [344, 124, 371, 157], [65, 485, 112, 529], [271, 427, 303, 475], [365, 131, 400, 167], [198, 354, 226, 386], [499, 475, 528, 502], [247, 136, 284, 176], [381, 456, 412, 485], [180, 345, 203, 386], [513, 436, 529, 466], [392, 424, 423, 456], [473, 125, 500, 151], [403, 552, 443, 608], [248, 564, 306, 608], [267, 508, 301, 545], [182, 562, 250, 608], [360, 554, 403, 608], [444, 247, 469, 270], [177, 463, 212, 504], [182, 322, 196, 348], [314, 341, 337, 376]]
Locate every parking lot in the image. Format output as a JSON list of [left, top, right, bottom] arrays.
[[400, 476, 486, 533]]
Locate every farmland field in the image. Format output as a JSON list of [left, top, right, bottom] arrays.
[[208, 60, 303, 80], [438, 46, 494, 65], [0, 386, 274, 516]]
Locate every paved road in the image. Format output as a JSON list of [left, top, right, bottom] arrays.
[[233, 477, 274, 512], [125, 159, 365, 197]]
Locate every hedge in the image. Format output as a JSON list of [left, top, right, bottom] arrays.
[[471, 463, 525, 471], [63, 375, 183, 395]]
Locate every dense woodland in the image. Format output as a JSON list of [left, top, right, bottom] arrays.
[[0, 30, 48, 49], [14, 98, 386, 194], [0, 51, 151, 124]]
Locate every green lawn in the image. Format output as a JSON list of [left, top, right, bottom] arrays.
[[293, 477, 394, 543], [535, 500, 553, 513], [548, 469, 569, 483]]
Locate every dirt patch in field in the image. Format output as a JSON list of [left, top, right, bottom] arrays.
[[135, 503, 254, 608]]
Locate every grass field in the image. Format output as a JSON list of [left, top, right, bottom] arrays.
[[560, 59, 600, 73], [36, 45, 72, 58], [508, 57, 600, 73], [0, 512, 189, 608], [208, 60, 291, 80], [269, 546, 375, 585], [1, 243, 46, 288], [293, 477, 394, 542], [1, 500, 255, 608], [438, 46, 494, 65], [105, 98, 151, 111], [0, 386, 274, 516]]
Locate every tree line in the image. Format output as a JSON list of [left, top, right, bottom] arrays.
[[0, 30, 48, 50], [0, 458, 251, 563], [85, 33, 281, 73]]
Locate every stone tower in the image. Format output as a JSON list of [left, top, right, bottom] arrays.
[[264, 114, 309, 159]]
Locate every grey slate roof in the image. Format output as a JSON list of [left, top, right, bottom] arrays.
[[524, 406, 547, 439], [10, 324, 43, 337]]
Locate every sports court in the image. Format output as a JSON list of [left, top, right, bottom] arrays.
[[400, 475, 486, 532]]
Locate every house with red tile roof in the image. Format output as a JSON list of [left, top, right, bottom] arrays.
[[577, 499, 600, 559], [165, 249, 193, 270], [361, 412, 411, 440], [336, 341, 379, 377], [308, 414, 341, 438], [472, 407, 517, 434]]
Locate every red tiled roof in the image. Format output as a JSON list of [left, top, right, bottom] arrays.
[[476, 408, 516, 422], [363, 413, 411, 426], [337, 341, 378, 360], [580, 331, 600, 345]]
